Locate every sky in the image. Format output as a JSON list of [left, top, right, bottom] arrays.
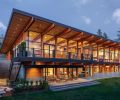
[[0, 0, 120, 40]]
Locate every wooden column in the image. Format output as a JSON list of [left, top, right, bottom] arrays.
[[85, 65, 87, 77], [76, 41, 79, 59], [89, 44, 93, 60], [54, 37, 57, 58], [41, 34, 43, 57], [109, 48, 111, 62], [81, 41, 83, 60], [76, 67, 78, 77], [92, 65, 94, 76], [27, 31, 29, 51], [103, 47, 105, 62], [97, 45, 99, 61], [118, 49, 120, 63], [114, 48, 115, 63], [67, 40, 69, 53], [45, 68, 47, 81]]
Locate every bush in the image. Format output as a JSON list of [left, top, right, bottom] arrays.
[[13, 80, 49, 93]]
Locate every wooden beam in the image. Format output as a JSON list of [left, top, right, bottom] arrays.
[[33, 23, 55, 41], [88, 38, 100, 44], [25, 17, 35, 32], [57, 40, 66, 45], [8, 17, 34, 53], [108, 43, 118, 47], [112, 44, 120, 48], [78, 35, 91, 42], [96, 39, 106, 45], [67, 32, 83, 40], [56, 28, 71, 37], [102, 41, 112, 46], [45, 28, 71, 43]]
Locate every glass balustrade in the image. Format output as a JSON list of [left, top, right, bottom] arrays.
[[12, 41, 120, 63]]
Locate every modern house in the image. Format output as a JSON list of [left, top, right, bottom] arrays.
[[1, 9, 120, 82]]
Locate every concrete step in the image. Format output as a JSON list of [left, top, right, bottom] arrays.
[[49, 81, 100, 91]]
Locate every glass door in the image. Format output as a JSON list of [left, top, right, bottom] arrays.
[[43, 43, 55, 58]]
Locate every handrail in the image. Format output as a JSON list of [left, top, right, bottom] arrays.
[[13, 47, 120, 63]]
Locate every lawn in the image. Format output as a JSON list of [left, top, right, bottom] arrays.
[[1, 77, 120, 100]]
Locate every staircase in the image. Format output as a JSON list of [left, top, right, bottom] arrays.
[[0, 55, 10, 79], [0, 54, 22, 82], [9, 61, 21, 81], [0, 55, 10, 85], [49, 81, 100, 91]]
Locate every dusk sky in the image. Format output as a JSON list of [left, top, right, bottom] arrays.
[[0, 0, 120, 40]]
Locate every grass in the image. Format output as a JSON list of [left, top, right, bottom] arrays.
[[1, 77, 120, 100]]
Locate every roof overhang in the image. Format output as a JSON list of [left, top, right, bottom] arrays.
[[1, 9, 120, 53]]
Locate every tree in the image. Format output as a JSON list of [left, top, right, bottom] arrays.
[[97, 29, 102, 37], [103, 32, 108, 39], [96, 29, 108, 39], [116, 31, 120, 42]]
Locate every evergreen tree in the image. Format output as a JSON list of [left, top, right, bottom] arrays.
[[97, 29, 102, 37], [116, 33, 120, 42], [103, 32, 108, 39]]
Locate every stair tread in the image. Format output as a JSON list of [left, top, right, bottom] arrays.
[[50, 81, 100, 91]]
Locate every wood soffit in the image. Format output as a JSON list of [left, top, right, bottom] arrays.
[[1, 9, 120, 53]]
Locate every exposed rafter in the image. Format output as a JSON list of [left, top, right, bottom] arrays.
[[96, 40, 108, 45], [88, 37, 100, 44], [56, 28, 71, 37], [45, 28, 71, 43], [108, 43, 118, 48], [67, 32, 83, 40], [33, 23, 55, 41], [102, 41, 111, 45], [78, 35, 91, 42], [8, 17, 34, 52]]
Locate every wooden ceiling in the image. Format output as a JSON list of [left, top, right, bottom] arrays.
[[1, 9, 120, 53]]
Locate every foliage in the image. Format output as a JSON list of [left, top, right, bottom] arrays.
[[97, 29, 102, 37], [103, 32, 108, 39], [12, 79, 48, 94], [96, 29, 108, 39], [3, 77, 120, 100], [21, 41, 26, 51], [115, 30, 120, 42]]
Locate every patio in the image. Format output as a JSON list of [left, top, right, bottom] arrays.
[[49, 78, 93, 86]]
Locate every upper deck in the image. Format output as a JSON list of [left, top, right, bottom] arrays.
[[0, 9, 120, 65]]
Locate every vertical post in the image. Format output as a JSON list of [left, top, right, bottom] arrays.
[[47, 68, 48, 76], [77, 41, 79, 59], [118, 49, 120, 63], [45, 68, 46, 81], [72, 68, 73, 78], [109, 48, 110, 62], [103, 47, 105, 62], [53, 68, 55, 77], [43, 44, 45, 58], [32, 48, 35, 57], [81, 41, 83, 60], [27, 31, 29, 52], [67, 40, 69, 59], [41, 34, 43, 57], [49, 45, 50, 58], [67, 40, 69, 52], [76, 67, 78, 77], [54, 37, 57, 58], [114, 48, 115, 63], [97, 45, 99, 61], [90, 44, 93, 60]]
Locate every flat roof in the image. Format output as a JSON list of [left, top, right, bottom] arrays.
[[1, 9, 120, 53]]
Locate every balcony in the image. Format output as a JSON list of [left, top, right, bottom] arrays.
[[12, 40, 120, 64]]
